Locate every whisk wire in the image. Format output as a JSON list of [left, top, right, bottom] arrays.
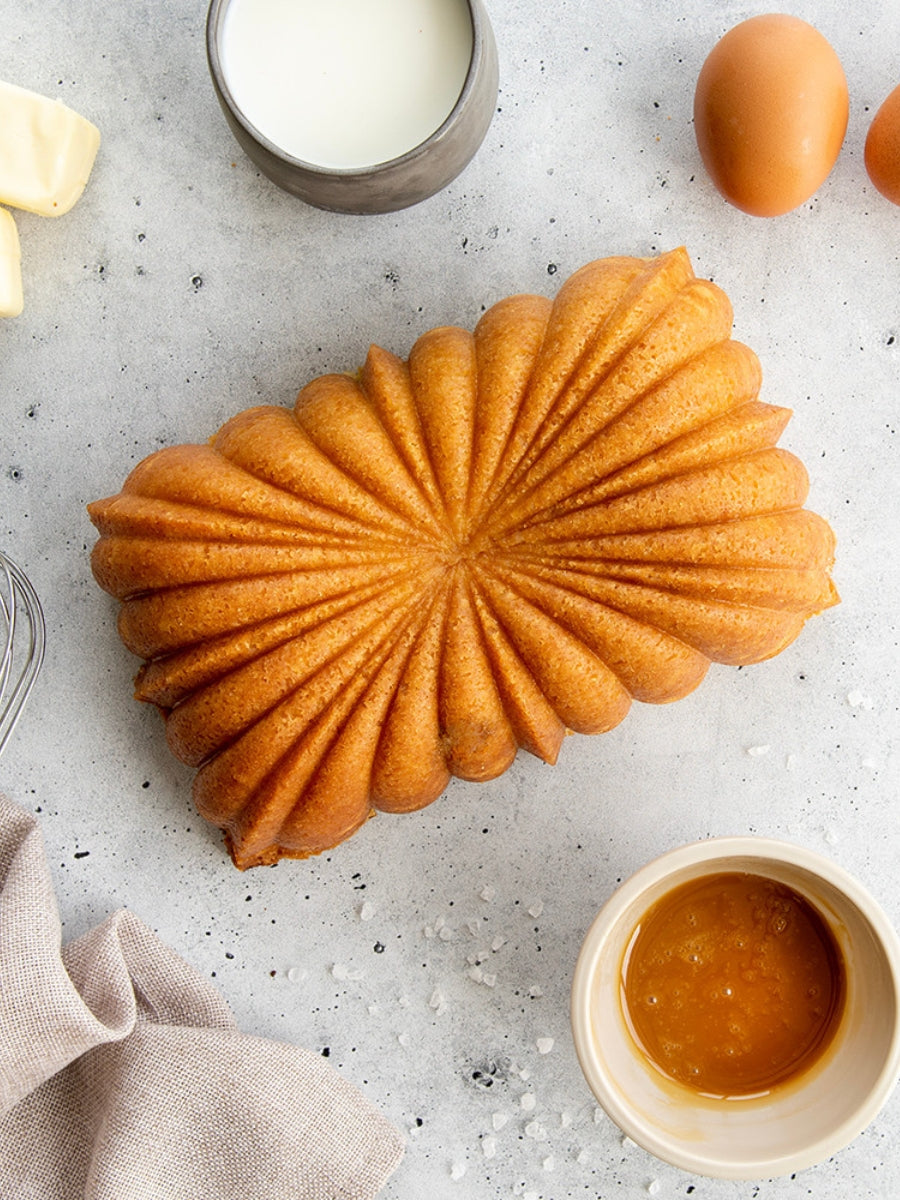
[[0, 551, 46, 759]]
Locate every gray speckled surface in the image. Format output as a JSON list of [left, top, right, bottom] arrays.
[[2, 1, 899, 1196]]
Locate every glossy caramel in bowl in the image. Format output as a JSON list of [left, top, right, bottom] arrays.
[[621, 872, 846, 1097]]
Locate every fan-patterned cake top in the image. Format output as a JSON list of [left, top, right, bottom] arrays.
[[89, 249, 837, 868]]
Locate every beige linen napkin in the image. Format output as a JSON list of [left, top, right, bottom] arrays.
[[0, 794, 404, 1199]]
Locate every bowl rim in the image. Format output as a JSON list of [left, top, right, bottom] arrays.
[[570, 835, 900, 1179], [206, 0, 488, 179]]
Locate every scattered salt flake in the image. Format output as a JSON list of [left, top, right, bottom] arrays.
[[467, 965, 484, 983], [536, 1037, 554, 1055], [398, 995, 410, 1008], [594, 1107, 604, 1124], [466, 919, 480, 937], [482, 1136, 497, 1159], [286, 966, 305, 983], [429, 988, 447, 1014], [525, 1120, 547, 1140], [519, 1067, 532, 1081], [398, 1032, 410, 1047], [358, 900, 375, 921], [621, 1134, 636, 1148], [423, 925, 435, 939], [786, 752, 798, 770], [481, 885, 496, 901], [824, 826, 839, 845], [576, 1148, 590, 1164], [524, 1192, 539, 1200], [847, 689, 874, 710], [481, 971, 497, 988], [331, 963, 349, 980], [491, 934, 506, 951], [438, 925, 454, 941], [863, 756, 879, 771], [521, 1092, 537, 1112], [528, 899, 544, 918], [367, 1004, 378, 1015], [560, 1111, 573, 1128], [647, 1180, 661, 1196], [746, 744, 771, 757], [450, 1160, 466, 1181], [491, 1111, 508, 1131], [529, 985, 543, 999], [543, 1154, 555, 1171]]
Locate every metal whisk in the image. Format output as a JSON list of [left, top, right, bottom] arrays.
[[0, 551, 45, 759]]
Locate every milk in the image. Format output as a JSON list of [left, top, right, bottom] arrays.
[[220, 0, 474, 169]]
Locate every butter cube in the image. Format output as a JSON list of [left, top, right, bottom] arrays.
[[0, 79, 100, 217], [0, 206, 23, 317]]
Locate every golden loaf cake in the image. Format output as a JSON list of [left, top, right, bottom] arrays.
[[88, 249, 838, 869]]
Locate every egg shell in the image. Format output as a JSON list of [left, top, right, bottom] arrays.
[[865, 83, 900, 207], [694, 14, 849, 217]]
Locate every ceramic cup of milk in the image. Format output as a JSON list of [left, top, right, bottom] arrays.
[[206, 0, 498, 212], [570, 837, 900, 1179]]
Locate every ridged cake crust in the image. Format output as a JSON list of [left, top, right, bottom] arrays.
[[88, 249, 838, 868]]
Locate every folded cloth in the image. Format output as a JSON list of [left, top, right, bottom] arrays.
[[0, 794, 404, 1199]]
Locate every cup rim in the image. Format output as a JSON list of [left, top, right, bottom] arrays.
[[206, 0, 486, 179], [570, 835, 900, 1178]]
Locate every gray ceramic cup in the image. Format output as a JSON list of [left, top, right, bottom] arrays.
[[206, 0, 499, 214]]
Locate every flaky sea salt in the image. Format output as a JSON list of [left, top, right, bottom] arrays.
[[358, 900, 375, 921], [524, 1120, 547, 1140], [482, 1136, 497, 1159], [520, 1092, 536, 1112], [491, 934, 506, 951], [576, 1148, 590, 1164], [450, 1160, 466, 1180], [480, 885, 496, 901], [429, 988, 447, 1014], [847, 689, 874, 710], [647, 1180, 661, 1195], [332, 963, 363, 981], [286, 966, 305, 983], [528, 899, 544, 918], [543, 1154, 555, 1171], [536, 1037, 554, 1055], [746, 743, 771, 757], [492, 1111, 508, 1131], [529, 985, 543, 999]]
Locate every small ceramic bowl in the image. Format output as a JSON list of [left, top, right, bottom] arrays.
[[206, 0, 499, 214], [571, 837, 900, 1179]]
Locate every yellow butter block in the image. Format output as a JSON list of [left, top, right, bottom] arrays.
[[0, 79, 100, 217], [0, 206, 23, 317]]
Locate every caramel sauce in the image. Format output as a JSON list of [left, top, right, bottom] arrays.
[[621, 872, 845, 1097]]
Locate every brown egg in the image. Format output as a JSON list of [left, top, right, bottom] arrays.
[[694, 14, 849, 217], [865, 83, 900, 206]]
